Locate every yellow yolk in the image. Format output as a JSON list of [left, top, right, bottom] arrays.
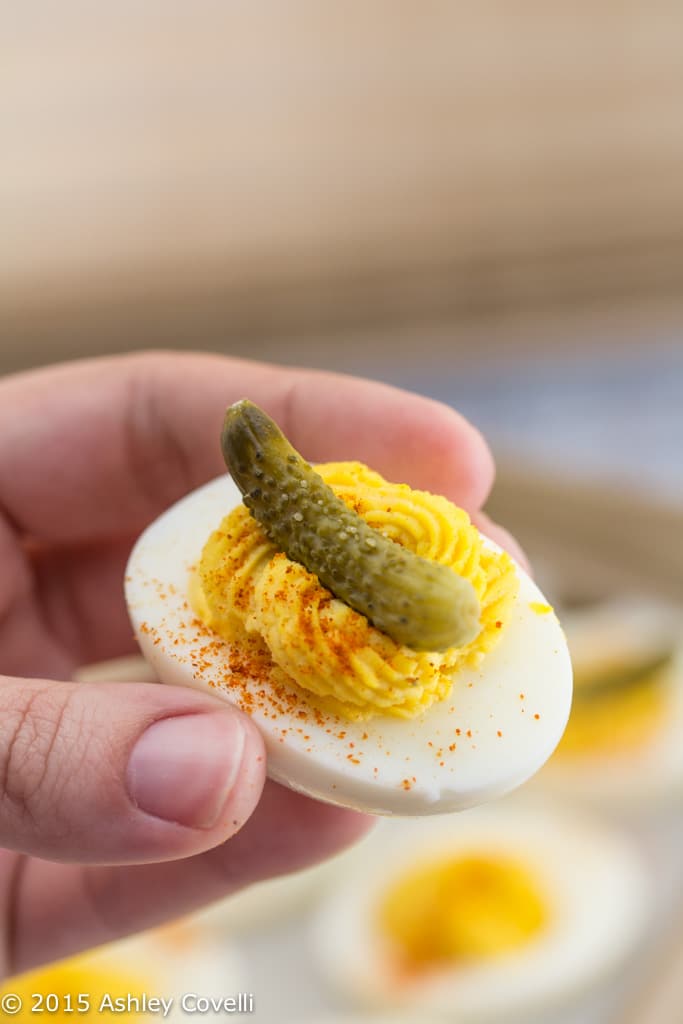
[[192, 461, 518, 721], [378, 852, 547, 972], [1, 954, 157, 1021], [556, 658, 670, 757]]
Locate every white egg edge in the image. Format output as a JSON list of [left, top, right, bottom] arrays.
[[125, 474, 573, 816], [311, 806, 653, 1021]]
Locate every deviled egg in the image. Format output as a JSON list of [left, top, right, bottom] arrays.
[[125, 402, 572, 815], [0, 920, 243, 1022], [312, 806, 651, 1020], [539, 599, 683, 806]]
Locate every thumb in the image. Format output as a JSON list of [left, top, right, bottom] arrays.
[[0, 676, 266, 863]]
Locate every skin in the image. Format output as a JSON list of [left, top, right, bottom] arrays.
[[0, 351, 525, 978]]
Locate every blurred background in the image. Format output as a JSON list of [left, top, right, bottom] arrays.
[[2, 3, 682, 1022]]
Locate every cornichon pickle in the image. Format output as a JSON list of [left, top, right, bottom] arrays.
[[221, 400, 481, 651]]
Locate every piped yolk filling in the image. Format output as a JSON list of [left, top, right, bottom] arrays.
[[192, 461, 518, 721], [378, 852, 547, 973]]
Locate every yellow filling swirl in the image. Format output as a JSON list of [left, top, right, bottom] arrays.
[[378, 852, 547, 969], [193, 462, 518, 721]]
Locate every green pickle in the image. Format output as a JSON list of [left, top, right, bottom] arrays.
[[221, 400, 481, 652]]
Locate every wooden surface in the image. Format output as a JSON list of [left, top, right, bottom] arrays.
[[3, 1, 683, 348]]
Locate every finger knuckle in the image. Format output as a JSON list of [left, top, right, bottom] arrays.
[[0, 684, 79, 832]]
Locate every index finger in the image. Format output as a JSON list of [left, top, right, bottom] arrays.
[[0, 351, 494, 543]]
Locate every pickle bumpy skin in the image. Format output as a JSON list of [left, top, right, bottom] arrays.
[[221, 400, 481, 652]]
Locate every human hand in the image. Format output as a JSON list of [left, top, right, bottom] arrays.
[[0, 351, 519, 977]]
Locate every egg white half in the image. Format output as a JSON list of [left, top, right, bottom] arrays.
[[125, 475, 572, 815], [312, 806, 651, 1020]]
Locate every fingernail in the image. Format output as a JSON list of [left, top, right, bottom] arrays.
[[127, 713, 246, 829]]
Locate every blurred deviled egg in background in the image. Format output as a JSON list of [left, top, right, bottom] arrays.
[[0, 920, 243, 1023], [538, 599, 683, 808], [312, 805, 651, 1021]]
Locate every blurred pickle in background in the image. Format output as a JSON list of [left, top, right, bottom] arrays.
[[2, 3, 683, 1023]]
